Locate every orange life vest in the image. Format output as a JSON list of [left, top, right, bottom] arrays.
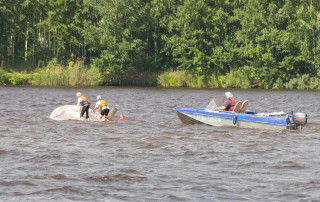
[[80, 96, 89, 106], [99, 100, 108, 109], [228, 97, 237, 111]]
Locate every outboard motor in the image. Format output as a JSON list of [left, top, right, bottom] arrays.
[[287, 112, 307, 130]]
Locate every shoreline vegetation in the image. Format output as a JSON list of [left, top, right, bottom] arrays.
[[1, 1, 320, 90], [1, 60, 320, 90]]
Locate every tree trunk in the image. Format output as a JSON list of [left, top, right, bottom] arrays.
[[84, 41, 87, 63], [25, 30, 28, 62], [44, 30, 46, 49], [1, 55, 4, 67], [38, 12, 41, 52], [33, 13, 35, 62], [49, 27, 51, 50], [8, 36, 12, 64], [54, 35, 56, 57], [81, 42, 83, 58], [146, 31, 149, 57], [313, 24, 317, 63], [84, 44, 86, 61], [154, 25, 158, 55], [12, 33, 15, 65], [56, 33, 59, 59], [38, 27, 40, 51]]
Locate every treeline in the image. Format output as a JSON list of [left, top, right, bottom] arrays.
[[1, 0, 320, 89]]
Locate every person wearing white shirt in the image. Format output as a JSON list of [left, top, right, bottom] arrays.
[[93, 95, 109, 122]]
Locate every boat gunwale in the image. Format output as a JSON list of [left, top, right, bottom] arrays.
[[174, 108, 289, 126]]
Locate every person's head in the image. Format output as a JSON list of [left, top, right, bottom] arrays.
[[225, 92, 233, 98], [97, 95, 102, 100], [76, 92, 82, 97]]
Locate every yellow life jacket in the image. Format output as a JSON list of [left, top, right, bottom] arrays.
[[80, 96, 89, 106], [99, 100, 107, 109]]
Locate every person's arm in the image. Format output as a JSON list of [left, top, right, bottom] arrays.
[[76, 98, 82, 111], [76, 98, 81, 106], [93, 101, 100, 112], [218, 106, 226, 111], [218, 100, 231, 111]]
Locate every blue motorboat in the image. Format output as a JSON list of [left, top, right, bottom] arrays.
[[174, 108, 307, 130]]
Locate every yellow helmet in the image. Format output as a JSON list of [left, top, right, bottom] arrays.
[[76, 92, 82, 97]]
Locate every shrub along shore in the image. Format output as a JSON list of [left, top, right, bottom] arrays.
[[158, 69, 320, 90], [1, 62, 320, 90], [2, 1, 320, 90]]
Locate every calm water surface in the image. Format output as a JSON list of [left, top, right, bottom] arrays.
[[0, 86, 319, 201]]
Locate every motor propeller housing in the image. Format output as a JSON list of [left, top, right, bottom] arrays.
[[293, 112, 307, 125], [286, 112, 307, 130]]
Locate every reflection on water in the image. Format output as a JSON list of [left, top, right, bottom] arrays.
[[0, 86, 319, 201]]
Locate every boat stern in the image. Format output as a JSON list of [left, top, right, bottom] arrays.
[[286, 112, 308, 130]]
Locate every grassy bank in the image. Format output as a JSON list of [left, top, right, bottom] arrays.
[[0, 60, 103, 86], [0, 59, 158, 87], [1, 63, 320, 90], [158, 68, 320, 90], [31, 60, 103, 86]]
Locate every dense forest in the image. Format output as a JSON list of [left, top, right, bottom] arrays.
[[1, 0, 320, 89]]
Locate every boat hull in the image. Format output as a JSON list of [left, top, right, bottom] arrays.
[[175, 108, 288, 130], [50, 105, 100, 121]]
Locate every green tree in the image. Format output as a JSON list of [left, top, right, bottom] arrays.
[[163, 0, 241, 85], [0, 0, 12, 67]]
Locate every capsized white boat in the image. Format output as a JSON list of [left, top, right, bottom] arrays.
[[50, 105, 99, 121], [50, 105, 117, 121]]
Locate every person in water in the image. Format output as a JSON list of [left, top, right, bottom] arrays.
[[217, 92, 237, 111], [76, 92, 91, 121], [92, 95, 110, 122]]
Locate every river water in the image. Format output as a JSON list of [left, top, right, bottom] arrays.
[[0, 86, 319, 201]]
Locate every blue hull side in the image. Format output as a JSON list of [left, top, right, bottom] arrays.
[[174, 108, 289, 127]]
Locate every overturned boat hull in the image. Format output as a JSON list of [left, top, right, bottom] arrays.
[[175, 108, 306, 130], [50, 105, 117, 121], [50, 105, 99, 121]]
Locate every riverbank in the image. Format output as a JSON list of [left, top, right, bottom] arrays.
[[1, 64, 320, 90], [158, 69, 320, 90]]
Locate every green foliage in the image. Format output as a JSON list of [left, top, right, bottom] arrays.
[[158, 71, 184, 87], [297, 74, 310, 90], [225, 66, 259, 88], [285, 74, 320, 90], [31, 59, 101, 86], [5, 72, 29, 85], [157, 69, 320, 90], [158, 70, 205, 87], [272, 78, 285, 89], [309, 77, 320, 90], [0, 69, 9, 85], [0, 0, 320, 90], [133, 73, 158, 86], [286, 78, 299, 89]]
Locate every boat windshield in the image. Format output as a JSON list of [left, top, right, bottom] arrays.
[[205, 99, 217, 111], [205, 97, 226, 111]]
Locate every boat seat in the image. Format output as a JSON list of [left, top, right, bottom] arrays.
[[239, 100, 249, 113], [232, 101, 242, 113]]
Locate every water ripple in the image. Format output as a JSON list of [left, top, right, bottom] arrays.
[[0, 86, 319, 201]]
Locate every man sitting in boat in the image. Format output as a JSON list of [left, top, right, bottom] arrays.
[[217, 92, 237, 111]]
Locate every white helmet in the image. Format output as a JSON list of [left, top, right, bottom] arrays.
[[225, 92, 233, 98], [97, 95, 101, 100]]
